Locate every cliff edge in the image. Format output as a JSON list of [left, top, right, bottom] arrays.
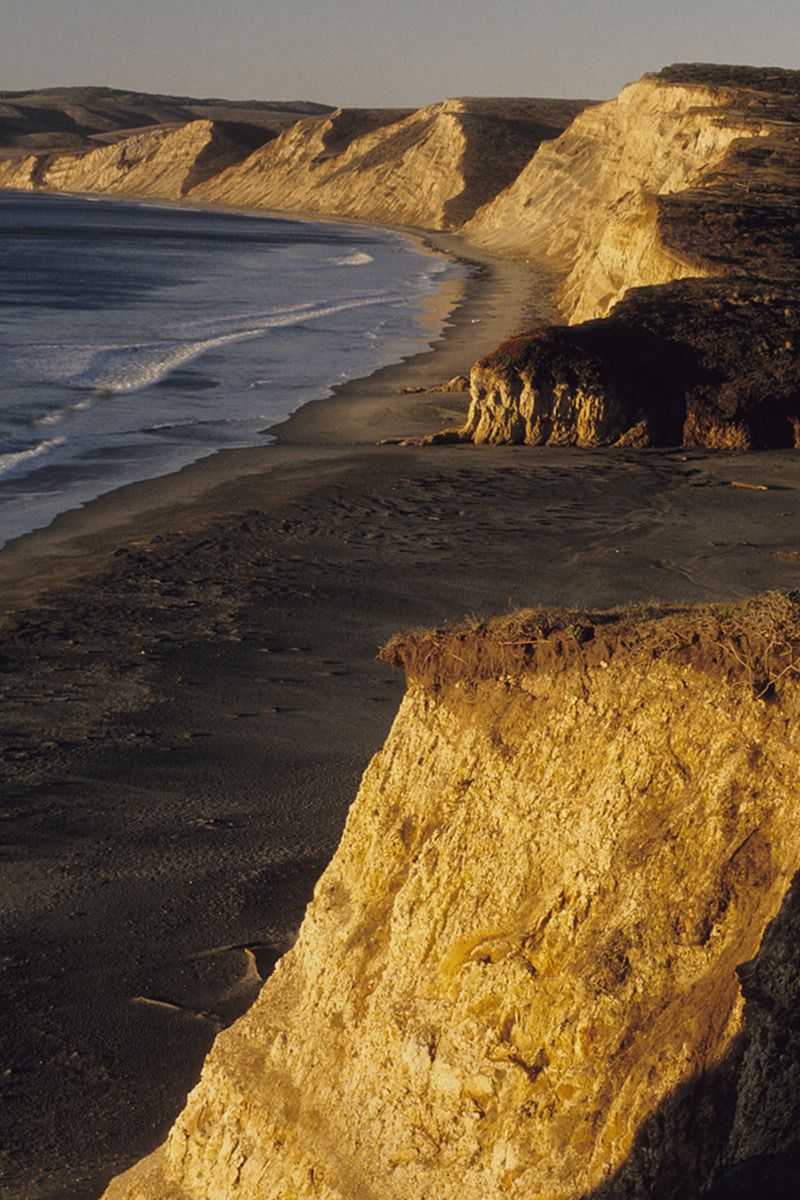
[[104, 593, 800, 1199], [451, 65, 800, 449]]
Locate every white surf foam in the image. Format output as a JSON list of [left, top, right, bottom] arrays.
[[19, 293, 403, 395], [329, 251, 375, 266], [0, 437, 65, 477], [29, 396, 94, 427]]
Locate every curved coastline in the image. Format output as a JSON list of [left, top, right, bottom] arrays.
[[0, 206, 561, 1200], [0, 208, 550, 615], [0, 194, 468, 560], [3, 198, 800, 1200]]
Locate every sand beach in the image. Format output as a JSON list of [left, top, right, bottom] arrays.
[[2, 231, 800, 1199]]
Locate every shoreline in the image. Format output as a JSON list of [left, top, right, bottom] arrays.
[[0, 211, 552, 616], [3, 200, 800, 1200], [0, 192, 473, 576]]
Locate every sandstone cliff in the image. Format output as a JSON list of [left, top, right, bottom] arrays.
[[0, 119, 274, 199], [456, 276, 800, 449], [0, 96, 589, 231], [103, 593, 800, 1199], [464, 68, 769, 323], [191, 98, 589, 230], [450, 66, 800, 448]]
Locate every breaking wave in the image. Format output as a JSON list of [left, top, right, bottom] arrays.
[[0, 436, 65, 477], [329, 251, 375, 266], [16, 294, 402, 395]]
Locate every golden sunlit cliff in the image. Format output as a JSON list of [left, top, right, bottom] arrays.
[[191, 98, 588, 229], [443, 66, 800, 449], [0, 96, 589, 229], [102, 594, 800, 1199], [0, 119, 274, 198], [464, 68, 770, 323]]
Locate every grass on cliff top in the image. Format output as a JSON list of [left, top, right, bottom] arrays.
[[380, 590, 800, 699]]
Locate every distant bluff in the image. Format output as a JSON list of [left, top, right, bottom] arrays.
[[0, 92, 591, 229], [0, 85, 334, 153], [447, 65, 800, 450]]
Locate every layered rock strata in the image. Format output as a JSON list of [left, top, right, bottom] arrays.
[[464, 67, 777, 323], [192, 98, 589, 229], [0, 119, 275, 198], [453, 66, 800, 448], [104, 594, 800, 1199], [456, 277, 800, 449], [0, 97, 589, 230]]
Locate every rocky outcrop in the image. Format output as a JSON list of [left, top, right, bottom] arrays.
[[456, 277, 800, 448], [452, 66, 800, 448], [104, 594, 800, 1199]]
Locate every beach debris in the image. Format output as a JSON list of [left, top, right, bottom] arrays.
[[731, 480, 769, 490], [132, 996, 224, 1028], [428, 375, 470, 393], [398, 385, 426, 394]]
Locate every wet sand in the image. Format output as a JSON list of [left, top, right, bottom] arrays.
[[2, 233, 800, 1199]]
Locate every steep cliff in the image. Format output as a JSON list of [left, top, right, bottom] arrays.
[[103, 593, 800, 1200], [456, 276, 800, 449], [464, 69, 769, 323], [0, 120, 274, 199], [0, 95, 588, 230], [451, 66, 800, 448], [192, 98, 590, 230]]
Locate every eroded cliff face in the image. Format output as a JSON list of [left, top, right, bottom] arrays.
[[465, 73, 764, 323], [0, 120, 273, 200], [454, 277, 800, 449], [104, 595, 800, 1200], [451, 66, 800, 449], [192, 98, 588, 230], [0, 97, 588, 231]]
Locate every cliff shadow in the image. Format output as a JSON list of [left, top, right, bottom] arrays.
[[575, 870, 800, 1200]]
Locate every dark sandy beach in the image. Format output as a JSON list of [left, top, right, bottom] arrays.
[[2, 233, 800, 1200]]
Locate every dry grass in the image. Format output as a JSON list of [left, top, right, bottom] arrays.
[[380, 591, 800, 699]]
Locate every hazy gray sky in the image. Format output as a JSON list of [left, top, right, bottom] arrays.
[[4, 0, 799, 106]]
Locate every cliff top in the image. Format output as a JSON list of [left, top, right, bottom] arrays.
[[0, 86, 336, 154], [382, 591, 800, 697], [0, 86, 593, 160], [651, 62, 800, 91]]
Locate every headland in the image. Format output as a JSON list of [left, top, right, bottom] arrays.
[[2, 64, 800, 1200]]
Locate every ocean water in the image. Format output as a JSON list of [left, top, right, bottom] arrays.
[[0, 192, 464, 547]]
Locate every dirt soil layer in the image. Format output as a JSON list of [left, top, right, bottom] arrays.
[[2, 238, 800, 1200]]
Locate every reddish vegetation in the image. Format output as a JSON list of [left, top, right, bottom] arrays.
[[381, 591, 800, 697], [480, 279, 800, 449]]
